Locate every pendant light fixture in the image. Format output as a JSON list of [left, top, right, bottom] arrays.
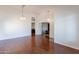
[[20, 5, 26, 20], [47, 9, 50, 22]]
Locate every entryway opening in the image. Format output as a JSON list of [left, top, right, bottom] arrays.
[[41, 22, 50, 38], [31, 23, 35, 36], [31, 17, 35, 36]]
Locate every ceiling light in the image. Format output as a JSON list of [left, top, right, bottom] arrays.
[[47, 10, 50, 22], [20, 5, 26, 20]]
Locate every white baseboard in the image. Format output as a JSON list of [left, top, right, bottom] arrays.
[[0, 34, 31, 40], [55, 41, 79, 50]]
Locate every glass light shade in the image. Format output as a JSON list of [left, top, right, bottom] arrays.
[[20, 16, 26, 20], [47, 18, 50, 22]]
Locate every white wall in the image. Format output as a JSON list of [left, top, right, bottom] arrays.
[[0, 6, 54, 41], [55, 6, 79, 50], [0, 6, 38, 40], [0, 14, 33, 40]]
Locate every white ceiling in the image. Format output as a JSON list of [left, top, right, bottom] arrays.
[[0, 5, 54, 14], [0, 5, 79, 15]]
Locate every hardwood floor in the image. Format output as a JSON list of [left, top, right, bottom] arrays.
[[0, 35, 79, 54]]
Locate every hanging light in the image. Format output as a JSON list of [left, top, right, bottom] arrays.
[[47, 10, 50, 22], [20, 5, 26, 20]]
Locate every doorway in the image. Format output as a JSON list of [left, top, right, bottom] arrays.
[[31, 17, 35, 36], [41, 22, 50, 37], [31, 23, 35, 36]]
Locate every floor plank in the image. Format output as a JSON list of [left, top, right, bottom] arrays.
[[0, 35, 78, 54]]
